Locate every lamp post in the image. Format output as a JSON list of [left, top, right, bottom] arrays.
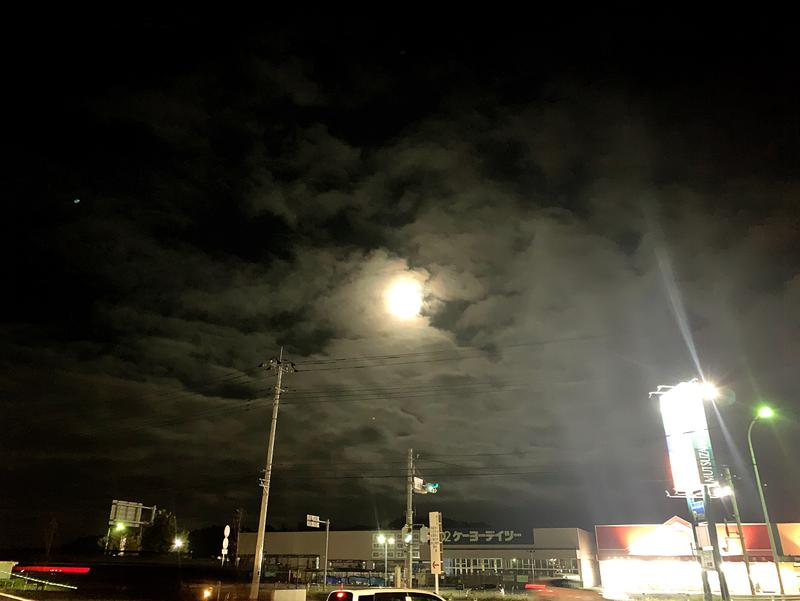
[[748, 406, 784, 595], [377, 534, 395, 585], [721, 466, 756, 596]]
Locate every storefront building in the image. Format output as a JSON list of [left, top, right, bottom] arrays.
[[237, 526, 598, 588], [596, 516, 800, 597]]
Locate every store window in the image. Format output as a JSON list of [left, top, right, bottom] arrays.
[[452, 557, 471, 574]]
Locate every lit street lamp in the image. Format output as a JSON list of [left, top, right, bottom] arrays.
[[377, 534, 395, 585], [173, 537, 184, 551], [747, 405, 784, 595]]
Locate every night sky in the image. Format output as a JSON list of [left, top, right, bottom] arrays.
[[3, 16, 799, 549]]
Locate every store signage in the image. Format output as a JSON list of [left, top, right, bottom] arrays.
[[658, 381, 720, 493], [442, 529, 526, 544], [429, 512, 442, 575]]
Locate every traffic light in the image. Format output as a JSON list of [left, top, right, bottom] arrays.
[[419, 526, 430, 543], [425, 482, 439, 494]]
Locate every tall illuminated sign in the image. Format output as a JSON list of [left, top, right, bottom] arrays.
[[658, 380, 719, 494]]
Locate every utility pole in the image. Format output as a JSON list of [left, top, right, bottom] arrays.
[[233, 508, 244, 567], [723, 467, 755, 596], [249, 349, 295, 601], [323, 518, 330, 587], [405, 448, 414, 587], [44, 515, 58, 563]]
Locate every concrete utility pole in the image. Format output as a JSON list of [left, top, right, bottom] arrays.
[[249, 349, 295, 601], [234, 508, 244, 567], [723, 467, 755, 596], [323, 518, 330, 587], [405, 448, 414, 587]]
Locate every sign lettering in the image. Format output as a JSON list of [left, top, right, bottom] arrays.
[[442, 529, 526, 544]]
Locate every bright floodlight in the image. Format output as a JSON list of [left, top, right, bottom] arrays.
[[386, 279, 422, 319], [115, 523, 126, 531], [404, 533, 413, 543], [377, 534, 386, 544], [173, 537, 184, 550], [700, 381, 719, 400], [388, 537, 395, 545], [757, 406, 775, 419], [715, 485, 732, 497]]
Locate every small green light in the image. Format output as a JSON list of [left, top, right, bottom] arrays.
[[757, 406, 775, 419], [115, 522, 126, 531]]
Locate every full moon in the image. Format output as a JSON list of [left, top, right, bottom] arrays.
[[386, 279, 423, 319]]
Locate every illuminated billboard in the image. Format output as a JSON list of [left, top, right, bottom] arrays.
[[658, 381, 719, 494]]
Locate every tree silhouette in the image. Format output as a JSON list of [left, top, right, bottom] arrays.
[[141, 509, 178, 553]]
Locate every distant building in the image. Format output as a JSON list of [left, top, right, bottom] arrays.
[[237, 526, 598, 588]]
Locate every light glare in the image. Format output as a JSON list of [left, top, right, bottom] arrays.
[[386, 279, 422, 319], [757, 406, 775, 419], [377, 534, 386, 544], [700, 381, 719, 400], [714, 485, 732, 498]]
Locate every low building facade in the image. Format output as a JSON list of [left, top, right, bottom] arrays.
[[237, 526, 598, 588]]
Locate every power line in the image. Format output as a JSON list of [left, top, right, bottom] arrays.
[[292, 335, 602, 365]]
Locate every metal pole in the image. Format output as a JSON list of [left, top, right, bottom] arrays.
[[250, 349, 292, 601], [405, 448, 414, 587], [435, 573, 439, 595], [748, 418, 785, 595], [324, 519, 330, 587], [703, 485, 731, 601], [690, 509, 713, 601], [723, 467, 755, 596], [384, 542, 388, 584]]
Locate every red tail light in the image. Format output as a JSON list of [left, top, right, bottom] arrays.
[[14, 566, 91, 574]]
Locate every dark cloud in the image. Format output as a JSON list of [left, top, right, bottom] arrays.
[[2, 18, 800, 549]]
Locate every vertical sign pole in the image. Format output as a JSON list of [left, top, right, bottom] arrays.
[[429, 511, 443, 594]]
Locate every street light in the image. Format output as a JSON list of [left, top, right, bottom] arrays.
[[173, 537, 184, 551], [376, 534, 395, 585], [757, 406, 774, 419], [748, 405, 784, 595]]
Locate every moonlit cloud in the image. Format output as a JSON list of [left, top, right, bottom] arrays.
[[3, 20, 799, 547]]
